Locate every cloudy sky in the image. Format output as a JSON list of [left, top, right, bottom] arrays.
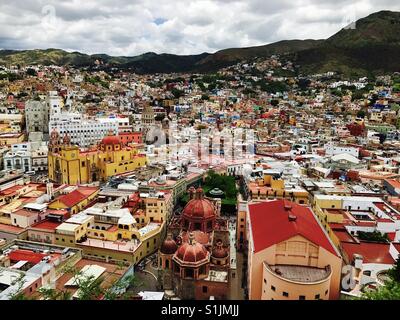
[[0, 0, 399, 56]]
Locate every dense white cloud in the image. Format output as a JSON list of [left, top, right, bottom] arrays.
[[0, 0, 399, 56]]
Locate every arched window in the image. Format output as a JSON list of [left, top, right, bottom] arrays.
[[174, 263, 180, 274], [185, 268, 194, 279], [94, 232, 98, 237], [199, 265, 206, 275]]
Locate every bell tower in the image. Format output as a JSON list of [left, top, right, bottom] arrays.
[[49, 129, 61, 153]]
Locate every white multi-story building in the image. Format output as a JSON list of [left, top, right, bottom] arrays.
[[31, 144, 48, 172], [4, 143, 31, 172], [324, 142, 359, 158], [48, 91, 63, 117], [3, 142, 48, 173], [49, 112, 131, 148]]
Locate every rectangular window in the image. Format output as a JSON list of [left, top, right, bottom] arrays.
[[283, 292, 289, 297], [315, 294, 320, 300], [202, 286, 208, 293], [299, 295, 305, 300], [271, 286, 276, 292]]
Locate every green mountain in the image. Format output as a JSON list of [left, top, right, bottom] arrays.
[[194, 39, 324, 71], [295, 10, 400, 76], [0, 10, 399, 76], [0, 40, 322, 74]]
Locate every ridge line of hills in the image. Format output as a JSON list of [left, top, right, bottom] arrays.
[[1, 10, 400, 76]]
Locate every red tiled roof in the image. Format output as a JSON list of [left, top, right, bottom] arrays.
[[46, 209, 69, 216], [30, 220, 61, 231], [56, 190, 87, 207], [333, 229, 355, 243], [13, 209, 37, 217], [0, 185, 24, 196], [0, 223, 24, 233], [9, 249, 46, 264], [392, 243, 400, 253], [388, 232, 396, 242], [377, 218, 393, 223], [341, 242, 395, 265], [74, 187, 98, 197], [248, 200, 338, 256], [385, 179, 400, 189]]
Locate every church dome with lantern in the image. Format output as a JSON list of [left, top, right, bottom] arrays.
[[160, 233, 178, 255], [174, 232, 209, 266], [181, 188, 216, 233], [101, 135, 120, 146]]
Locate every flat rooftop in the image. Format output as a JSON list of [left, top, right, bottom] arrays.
[[265, 263, 331, 283], [78, 238, 140, 253]]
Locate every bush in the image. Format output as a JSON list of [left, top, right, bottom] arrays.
[[357, 231, 389, 243]]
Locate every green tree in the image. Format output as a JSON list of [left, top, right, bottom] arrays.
[[38, 287, 72, 300], [8, 274, 29, 300], [360, 279, 400, 300], [271, 99, 279, 107], [104, 274, 141, 300], [388, 258, 400, 283], [357, 230, 388, 243], [171, 88, 184, 99], [26, 68, 37, 77], [357, 110, 366, 119], [205, 170, 237, 199], [360, 257, 400, 300]]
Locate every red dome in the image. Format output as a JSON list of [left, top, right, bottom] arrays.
[[160, 235, 178, 254], [182, 198, 215, 220], [175, 241, 209, 263], [101, 135, 120, 145]]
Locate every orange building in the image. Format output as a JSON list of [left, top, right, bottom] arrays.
[[247, 200, 342, 300], [118, 132, 143, 145]]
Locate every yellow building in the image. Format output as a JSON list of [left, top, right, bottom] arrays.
[[52, 191, 173, 265], [48, 186, 99, 215], [143, 191, 174, 224], [247, 200, 342, 300], [148, 176, 188, 205], [48, 131, 148, 184], [247, 175, 310, 205], [236, 200, 248, 251], [0, 132, 25, 147], [312, 195, 345, 231], [55, 223, 85, 246]]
